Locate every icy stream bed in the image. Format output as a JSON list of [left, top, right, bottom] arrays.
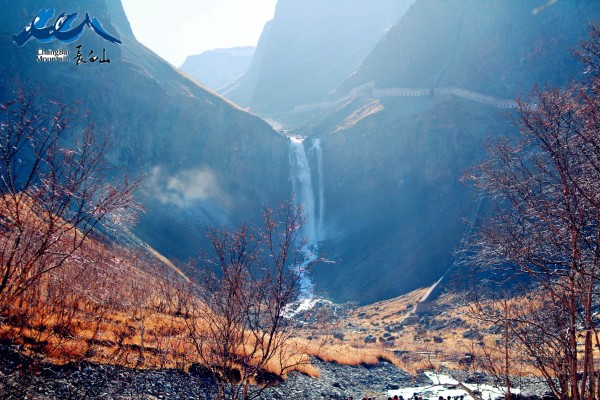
[[388, 371, 519, 400]]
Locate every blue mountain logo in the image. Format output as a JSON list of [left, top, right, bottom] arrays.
[[13, 9, 122, 47]]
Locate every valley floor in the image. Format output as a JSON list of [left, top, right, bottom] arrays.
[[0, 283, 552, 400], [0, 342, 548, 400]]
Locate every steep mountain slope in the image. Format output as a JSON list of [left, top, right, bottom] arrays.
[[311, 97, 513, 303], [222, 0, 416, 113], [340, 0, 596, 96], [5, 0, 598, 307], [179, 46, 255, 91], [307, 0, 600, 304], [0, 0, 290, 261]]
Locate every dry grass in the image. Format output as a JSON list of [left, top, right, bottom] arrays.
[[0, 244, 545, 382], [0, 264, 193, 368], [307, 288, 491, 374], [2, 195, 416, 380], [13, 194, 598, 383], [0, 195, 205, 370], [308, 342, 400, 367], [323, 287, 600, 378], [0, 210, 323, 379]]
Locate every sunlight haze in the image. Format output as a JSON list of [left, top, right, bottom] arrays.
[[121, 0, 277, 66]]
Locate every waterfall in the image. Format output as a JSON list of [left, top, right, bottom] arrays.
[[308, 138, 325, 237], [289, 136, 316, 242], [288, 135, 325, 296]]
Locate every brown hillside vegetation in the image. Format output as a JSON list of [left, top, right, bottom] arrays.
[[0, 204, 317, 376], [0, 194, 401, 381], [0, 204, 191, 369], [0, 201, 428, 379], [326, 287, 600, 380], [4, 195, 599, 389]]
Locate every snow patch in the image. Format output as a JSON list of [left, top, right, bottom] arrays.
[[388, 371, 520, 400]]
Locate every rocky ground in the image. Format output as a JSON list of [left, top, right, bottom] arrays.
[[0, 342, 423, 399], [265, 358, 428, 399], [0, 292, 551, 400], [0, 343, 209, 399], [0, 341, 550, 400]]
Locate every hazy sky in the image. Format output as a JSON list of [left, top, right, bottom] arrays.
[[121, 0, 278, 67]]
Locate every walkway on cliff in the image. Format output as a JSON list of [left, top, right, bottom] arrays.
[[292, 81, 517, 113]]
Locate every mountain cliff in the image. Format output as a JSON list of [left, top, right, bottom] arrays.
[[4, 0, 599, 306], [179, 46, 255, 92], [340, 0, 597, 96], [222, 0, 416, 113], [306, 0, 600, 304], [0, 0, 290, 261]]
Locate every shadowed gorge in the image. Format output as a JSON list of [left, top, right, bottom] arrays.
[[2, 0, 600, 304], [233, 0, 600, 304]]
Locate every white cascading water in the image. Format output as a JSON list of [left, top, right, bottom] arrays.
[[288, 135, 324, 296], [308, 138, 325, 237], [289, 136, 316, 242]]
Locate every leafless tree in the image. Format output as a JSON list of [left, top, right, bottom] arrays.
[[465, 25, 600, 400], [466, 287, 561, 400], [184, 202, 315, 400], [0, 93, 139, 319]]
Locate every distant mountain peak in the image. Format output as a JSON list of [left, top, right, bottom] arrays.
[[179, 46, 256, 91]]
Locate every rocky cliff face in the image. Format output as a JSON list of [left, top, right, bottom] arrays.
[[5, 0, 598, 306], [180, 46, 255, 92], [311, 96, 513, 303], [340, 0, 598, 96], [306, 0, 600, 304], [0, 0, 290, 261], [223, 0, 416, 113]]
